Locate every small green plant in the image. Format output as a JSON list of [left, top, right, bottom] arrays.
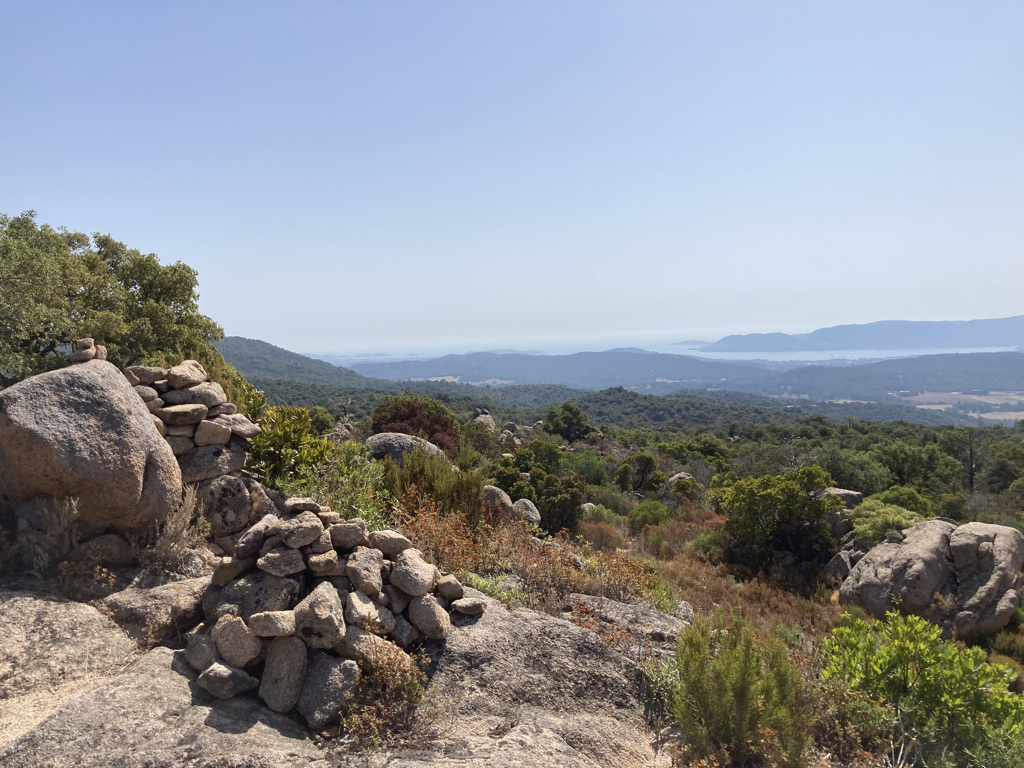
[[689, 528, 724, 563], [821, 611, 1024, 765], [247, 404, 332, 489], [463, 573, 528, 606], [774, 621, 805, 651], [851, 499, 926, 549], [650, 580, 680, 615], [627, 499, 670, 535], [670, 611, 815, 767]]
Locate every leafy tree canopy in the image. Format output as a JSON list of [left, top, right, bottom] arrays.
[[1, 211, 227, 387]]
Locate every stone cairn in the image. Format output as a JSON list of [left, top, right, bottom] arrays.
[[187, 499, 486, 729]]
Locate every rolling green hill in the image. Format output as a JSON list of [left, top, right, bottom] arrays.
[[215, 337, 370, 386]]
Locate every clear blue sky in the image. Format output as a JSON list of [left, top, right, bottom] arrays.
[[2, 1, 1022, 356]]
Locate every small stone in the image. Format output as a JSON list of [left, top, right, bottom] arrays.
[[259, 535, 283, 557], [194, 418, 232, 446], [178, 442, 247, 485], [207, 402, 237, 417], [151, 415, 166, 436], [298, 652, 360, 730], [167, 359, 207, 389], [94, 345, 107, 360], [390, 614, 420, 647], [197, 662, 259, 699], [368, 529, 413, 557], [317, 510, 342, 526], [283, 497, 321, 515], [75, 338, 95, 350], [214, 413, 261, 439], [408, 594, 451, 640], [185, 631, 218, 671], [276, 510, 324, 548], [212, 556, 255, 587], [165, 436, 195, 456], [451, 596, 487, 615], [211, 615, 263, 668], [436, 575, 464, 601], [338, 625, 414, 674], [146, 397, 165, 413], [133, 385, 159, 402], [216, 572, 301, 622], [124, 369, 142, 386], [294, 581, 346, 648], [346, 547, 384, 596], [152, 379, 171, 394], [249, 610, 296, 637], [307, 549, 339, 575], [311, 529, 334, 554], [390, 550, 439, 597], [165, 423, 195, 436], [329, 519, 368, 550], [68, 347, 96, 363], [126, 365, 167, 385], [259, 636, 308, 712], [383, 584, 411, 614], [257, 547, 306, 577], [154, 403, 209, 426], [234, 514, 280, 559], [161, 381, 227, 407]]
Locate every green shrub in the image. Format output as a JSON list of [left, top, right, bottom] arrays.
[[543, 402, 591, 442], [821, 611, 1023, 766], [689, 528, 724, 563], [372, 393, 461, 460], [581, 502, 616, 524], [671, 612, 814, 767], [247, 405, 332, 489], [851, 499, 926, 549], [650, 580, 680, 615], [992, 630, 1024, 664], [381, 448, 484, 519], [866, 485, 934, 516], [627, 499, 669, 534], [561, 448, 610, 486]]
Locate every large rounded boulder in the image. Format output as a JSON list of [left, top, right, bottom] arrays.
[[365, 432, 445, 466], [0, 360, 182, 532]]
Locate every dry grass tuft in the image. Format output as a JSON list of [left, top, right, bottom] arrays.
[[134, 485, 211, 573]]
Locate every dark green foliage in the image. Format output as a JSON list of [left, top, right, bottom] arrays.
[[247, 405, 332, 489], [214, 336, 367, 386], [1, 211, 225, 386], [530, 468, 586, 535], [560, 449, 610, 486], [372, 393, 462, 459], [543, 401, 591, 442], [715, 466, 841, 574], [627, 499, 670, 534], [670, 612, 814, 767]]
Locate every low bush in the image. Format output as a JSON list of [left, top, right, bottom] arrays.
[[670, 612, 815, 767], [579, 521, 623, 552], [627, 499, 670, 534], [247, 404, 332, 489], [851, 499, 925, 549], [821, 611, 1024, 766]]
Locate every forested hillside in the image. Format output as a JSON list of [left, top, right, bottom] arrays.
[[215, 337, 369, 386]]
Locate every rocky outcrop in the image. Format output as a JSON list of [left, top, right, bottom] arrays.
[[840, 519, 1024, 637], [512, 498, 542, 525], [0, 590, 136, 747], [470, 408, 496, 431], [0, 360, 182, 534], [483, 485, 515, 519], [823, 487, 864, 509], [366, 432, 445, 466], [564, 593, 691, 658]]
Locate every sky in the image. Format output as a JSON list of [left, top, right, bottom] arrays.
[[2, 1, 1022, 357]]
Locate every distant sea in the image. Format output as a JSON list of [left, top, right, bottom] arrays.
[[666, 345, 1020, 363]]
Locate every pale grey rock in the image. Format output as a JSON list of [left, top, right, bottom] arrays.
[[345, 589, 380, 628], [100, 578, 209, 649], [259, 636, 307, 712], [451, 597, 487, 616], [825, 487, 865, 509], [145, 397, 165, 413], [212, 556, 254, 587], [164, 423, 195, 437], [210, 614, 263, 668], [214, 413, 262, 439], [152, 403, 208, 426], [294, 581, 345, 649], [184, 631, 217, 672], [275, 510, 323, 548], [234, 513, 279, 559], [310, 528, 334, 554], [436, 574, 464, 601], [257, 547, 306, 577], [197, 661, 259, 699], [125, 365, 167, 386], [950, 522, 1024, 637], [408, 594, 451, 640], [565, 593, 689, 658], [368, 528, 413, 556], [249, 610, 296, 637], [306, 549, 339, 575], [338, 625, 414, 675], [366, 432, 445, 466], [512, 498, 542, 525], [329, 518, 368, 550], [193, 418, 232, 446], [346, 546, 384, 595], [165, 436, 195, 456], [178, 441, 247, 484], [161, 381, 227, 408], [297, 652, 360, 730], [216, 571, 301, 622], [283, 497, 321, 514], [133, 385, 158, 402], [207, 402, 237, 417], [166, 360, 207, 389], [198, 475, 252, 538], [390, 549, 439, 597], [0, 360, 181, 533]]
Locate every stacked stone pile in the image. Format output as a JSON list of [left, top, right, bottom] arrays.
[[120, 360, 261, 486], [186, 497, 486, 729], [67, 337, 108, 363]]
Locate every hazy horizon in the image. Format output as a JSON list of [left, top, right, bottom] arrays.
[[3, 2, 1022, 355]]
